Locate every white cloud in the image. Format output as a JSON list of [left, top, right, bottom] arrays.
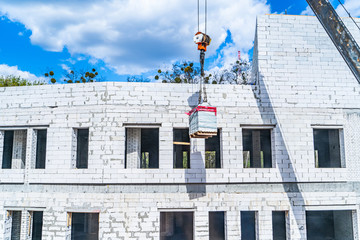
[[335, 0, 360, 17], [0, 0, 270, 75], [60, 64, 70, 72], [301, 6, 314, 16], [0, 64, 44, 82]]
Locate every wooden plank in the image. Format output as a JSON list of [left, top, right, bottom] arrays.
[[173, 141, 190, 145], [190, 130, 218, 139]]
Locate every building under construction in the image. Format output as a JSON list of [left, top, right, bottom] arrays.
[[1, 14, 360, 239]]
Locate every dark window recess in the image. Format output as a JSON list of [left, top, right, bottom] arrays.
[[242, 129, 272, 168], [209, 211, 225, 240], [32, 211, 43, 240], [35, 130, 47, 169], [205, 129, 221, 168], [124, 129, 128, 169], [160, 212, 193, 240], [173, 129, 190, 168], [141, 128, 159, 168], [313, 129, 341, 168], [306, 210, 354, 240], [71, 213, 99, 240], [76, 129, 89, 169], [241, 211, 256, 240], [2, 130, 14, 169], [11, 211, 21, 240], [272, 211, 286, 240]]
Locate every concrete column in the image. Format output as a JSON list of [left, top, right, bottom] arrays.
[[226, 210, 241, 239], [30, 129, 37, 169], [194, 210, 208, 240], [258, 210, 272, 240], [126, 128, 141, 169], [190, 138, 205, 169], [65, 213, 71, 240], [24, 129, 34, 184], [3, 210, 12, 240], [222, 126, 243, 169], [159, 125, 173, 169], [12, 130, 27, 169], [21, 210, 31, 240], [353, 209, 359, 240], [71, 129, 77, 169], [288, 205, 306, 240]]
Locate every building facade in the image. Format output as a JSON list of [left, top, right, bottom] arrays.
[[0, 14, 360, 240]]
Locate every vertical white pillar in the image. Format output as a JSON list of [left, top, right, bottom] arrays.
[[12, 130, 27, 169], [126, 128, 141, 169]]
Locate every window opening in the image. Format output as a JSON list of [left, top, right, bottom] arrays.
[[160, 212, 193, 240], [125, 128, 159, 169], [35, 130, 47, 169], [32, 211, 43, 240], [71, 213, 99, 240], [173, 129, 190, 168], [2, 130, 14, 169], [242, 129, 272, 168], [205, 129, 221, 168], [11, 211, 22, 240], [306, 210, 354, 240], [2, 130, 27, 169], [141, 128, 159, 168], [272, 211, 286, 240], [76, 129, 89, 169], [209, 211, 225, 240], [241, 211, 256, 240], [313, 129, 342, 168]]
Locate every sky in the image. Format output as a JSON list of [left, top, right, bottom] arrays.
[[0, 0, 359, 83]]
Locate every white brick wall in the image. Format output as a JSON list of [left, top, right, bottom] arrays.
[[0, 14, 359, 239]]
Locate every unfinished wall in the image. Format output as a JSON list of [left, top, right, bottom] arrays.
[[0, 185, 357, 240], [0, 14, 359, 240]]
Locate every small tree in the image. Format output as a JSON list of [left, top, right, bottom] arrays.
[[45, 68, 99, 84], [155, 62, 203, 84], [0, 75, 46, 87], [210, 59, 251, 84], [154, 59, 251, 84]]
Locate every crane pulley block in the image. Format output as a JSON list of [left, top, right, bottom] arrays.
[[194, 32, 211, 51]]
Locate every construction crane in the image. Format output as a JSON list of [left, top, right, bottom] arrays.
[[194, 32, 211, 78], [194, 0, 211, 104], [306, 0, 360, 84], [187, 0, 217, 139]]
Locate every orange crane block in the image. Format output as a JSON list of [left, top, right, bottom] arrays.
[[194, 32, 211, 52]]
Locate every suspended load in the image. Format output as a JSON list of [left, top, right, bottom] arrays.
[[188, 0, 217, 139], [187, 105, 217, 139]]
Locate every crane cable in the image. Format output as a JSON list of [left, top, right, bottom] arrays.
[[197, 0, 200, 32], [197, 0, 208, 104], [337, 0, 360, 32], [197, 0, 207, 33], [205, 0, 207, 35]]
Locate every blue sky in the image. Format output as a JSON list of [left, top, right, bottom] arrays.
[[0, 0, 358, 83]]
